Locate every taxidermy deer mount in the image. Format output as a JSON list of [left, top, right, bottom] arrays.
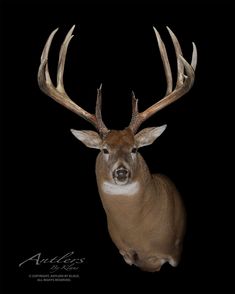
[[38, 25, 197, 272]]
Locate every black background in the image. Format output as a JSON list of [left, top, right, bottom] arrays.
[[0, 1, 234, 293]]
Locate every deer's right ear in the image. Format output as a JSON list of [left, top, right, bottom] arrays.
[[70, 129, 102, 149]]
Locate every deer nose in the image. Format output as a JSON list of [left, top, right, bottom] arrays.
[[116, 169, 128, 179], [113, 166, 129, 183]]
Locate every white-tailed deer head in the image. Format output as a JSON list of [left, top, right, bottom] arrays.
[[38, 25, 197, 272]]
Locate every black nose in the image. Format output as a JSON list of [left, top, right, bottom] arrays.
[[113, 166, 129, 182], [117, 169, 128, 179]]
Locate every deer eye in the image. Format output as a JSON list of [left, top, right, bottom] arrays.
[[131, 148, 137, 154], [103, 148, 109, 154]]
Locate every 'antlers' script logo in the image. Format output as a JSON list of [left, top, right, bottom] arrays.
[[19, 252, 86, 273]]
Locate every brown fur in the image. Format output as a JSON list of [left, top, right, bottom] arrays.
[[95, 129, 186, 272]]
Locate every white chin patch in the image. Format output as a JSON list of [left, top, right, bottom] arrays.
[[114, 178, 129, 185], [102, 181, 140, 196]]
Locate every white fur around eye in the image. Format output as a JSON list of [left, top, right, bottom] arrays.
[[101, 147, 110, 161], [131, 153, 137, 160], [103, 153, 109, 161]]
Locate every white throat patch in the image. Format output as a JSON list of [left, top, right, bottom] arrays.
[[102, 181, 140, 196]]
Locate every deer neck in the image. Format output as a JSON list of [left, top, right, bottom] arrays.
[[95, 153, 161, 225]]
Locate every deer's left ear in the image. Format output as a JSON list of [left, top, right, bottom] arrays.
[[70, 129, 102, 149], [134, 125, 167, 148]]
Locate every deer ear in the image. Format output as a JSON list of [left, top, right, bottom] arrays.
[[135, 125, 167, 148], [70, 129, 102, 149]]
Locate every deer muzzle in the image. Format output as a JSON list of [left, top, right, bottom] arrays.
[[113, 166, 130, 185]]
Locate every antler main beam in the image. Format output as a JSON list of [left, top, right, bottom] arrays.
[[129, 27, 197, 134], [37, 25, 109, 135]]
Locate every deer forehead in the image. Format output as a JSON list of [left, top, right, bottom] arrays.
[[103, 129, 135, 148]]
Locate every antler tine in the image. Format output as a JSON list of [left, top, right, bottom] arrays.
[[191, 42, 198, 71], [166, 26, 184, 88], [38, 27, 58, 89], [57, 25, 75, 92], [129, 27, 197, 134], [153, 27, 173, 95], [38, 26, 101, 131], [96, 84, 109, 136], [129, 91, 139, 126]]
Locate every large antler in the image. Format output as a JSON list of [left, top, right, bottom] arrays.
[[38, 25, 109, 136], [129, 26, 197, 134]]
